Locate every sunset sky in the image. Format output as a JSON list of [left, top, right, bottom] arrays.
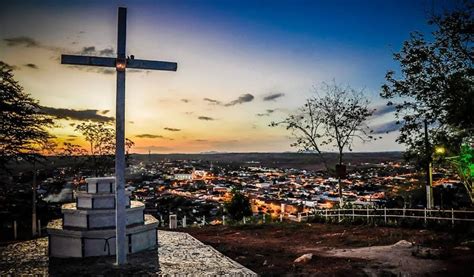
[[0, 0, 453, 154]]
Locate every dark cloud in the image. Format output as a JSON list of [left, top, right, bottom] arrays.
[[80, 46, 96, 55], [67, 65, 115, 75], [100, 110, 110, 115], [135, 134, 164, 139], [136, 145, 173, 152], [4, 36, 40, 47], [181, 99, 190, 103], [99, 48, 114, 56], [224, 93, 254, 106], [256, 109, 275, 117], [2, 62, 19, 71], [164, 127, 181, 132], [198, 116, 215, 121], [372, 120, 402, 134], [40, 106, 114, 122], [66, 138, 76, 142], [129, 121, 135, 124], [68, 135, 78, 138], [195, 139, 208, 142], [263, 93, 285, 101], [24, 63, 38, 69], [203, 98, 222, 105], [372, 104, 397, 117]]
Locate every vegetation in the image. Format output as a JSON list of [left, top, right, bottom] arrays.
[[225, 189, 252, 221], [74, 122, 135, 176], [272, 81, 376, 203], [381, 2, 473, 163], [0, 62, 54, 171]]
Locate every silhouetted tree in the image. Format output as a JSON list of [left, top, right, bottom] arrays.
[[225, 189, 252, 221], [272, 82, 376, 204], [381, 2, 473, 162], [0, 61, 54, 171], [75, 122, 135, 176]]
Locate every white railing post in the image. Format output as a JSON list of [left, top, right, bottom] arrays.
[[280, 213, 283, 222], [403, 207, 405, 219], [243, 217, 246, 224], [13, 220, 17, 240], [222, 215, 226, 226], [384, 207, 387, 223], [202, 215, 206, 226], [37, 219, 41, 236], [325, 209, 328, 221], [451, 208, 454, 227], [169, 214, 177, 229], [352, 207, 355, 220], [298, 213, 302, 222], [366, 206, 369, 222], [337, 209, 340, 222], [263, 214, 266, 224], [424, 208, 427, 224], [182, 216, 187, 228]]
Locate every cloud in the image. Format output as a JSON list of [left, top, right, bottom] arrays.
[[3, 36, 62, 52], [4, 36, 40, 47], [100, 110, 110, 115], [99, 48, 114, 56], [256, 109, 275, 117], [198, 116, 215, 121], [371, 120, 402, 134], [67, 65, 115, 75], [135, 134, 164, 139], [80, 46, 96, 55], [24, 63, 38, 69], [135, 145, 174, 152], [194, 139, 208, 142], [164, 127, 181, 132], [224, 93, 254, 106], [181, 99, 190, 103], [78, 46, 114, 57], [203, 98, 222, 105], [40, 106, 114, 122], [263, 93, 285, 101], [372, 104, 397, 117], [1, 62, 19, 71]]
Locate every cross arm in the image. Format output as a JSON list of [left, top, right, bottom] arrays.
[[61, 55, 116, 67], [127, 59, 177, 71]]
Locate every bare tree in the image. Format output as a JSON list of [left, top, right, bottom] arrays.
[[272, 82, 377, 205]]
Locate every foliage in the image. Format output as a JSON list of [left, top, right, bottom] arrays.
[[224, 189, 252, 221], [381, 2, 473, 162], [74, 122, 135, 176], [0, 61, 54, 171], [272, 81, 376, 166]]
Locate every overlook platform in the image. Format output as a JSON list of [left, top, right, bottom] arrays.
[[0, 230, 257, 276]]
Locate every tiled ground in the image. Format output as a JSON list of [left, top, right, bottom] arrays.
[[0, 231, 256, 276]]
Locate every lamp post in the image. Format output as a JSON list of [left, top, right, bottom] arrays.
[[424, 120, 434, 209]]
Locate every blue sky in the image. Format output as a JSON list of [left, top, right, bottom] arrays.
[[0, 0, 455, 153]]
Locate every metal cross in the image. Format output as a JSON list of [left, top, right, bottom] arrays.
[[61, 7, 177, 265]]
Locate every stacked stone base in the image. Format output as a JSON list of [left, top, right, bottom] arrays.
[[47, 177, 158, 258]]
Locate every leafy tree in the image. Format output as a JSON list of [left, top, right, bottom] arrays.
[[0, 61, 53, 171], [75, 122, 135, 176], [381, 2, 473, 162], [272, 82, 376, 203], [224, 189, 252, 221]]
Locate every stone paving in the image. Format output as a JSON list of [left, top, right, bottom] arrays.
[[0, 230, 257, 276]]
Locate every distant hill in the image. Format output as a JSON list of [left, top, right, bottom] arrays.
[[131, 152, 404, 171]]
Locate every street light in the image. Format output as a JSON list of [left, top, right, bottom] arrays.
[[434, 146, 446, 155]]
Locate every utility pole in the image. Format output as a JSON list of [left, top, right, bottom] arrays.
[[32, 161, 37, 237], [424, 120, 433, 209]]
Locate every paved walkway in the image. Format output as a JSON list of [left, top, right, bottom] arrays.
[[0, 231, 256, 276]]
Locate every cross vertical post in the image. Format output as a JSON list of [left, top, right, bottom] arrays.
[[115, 6, 127, 265], [60, 6, 177, 265]]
